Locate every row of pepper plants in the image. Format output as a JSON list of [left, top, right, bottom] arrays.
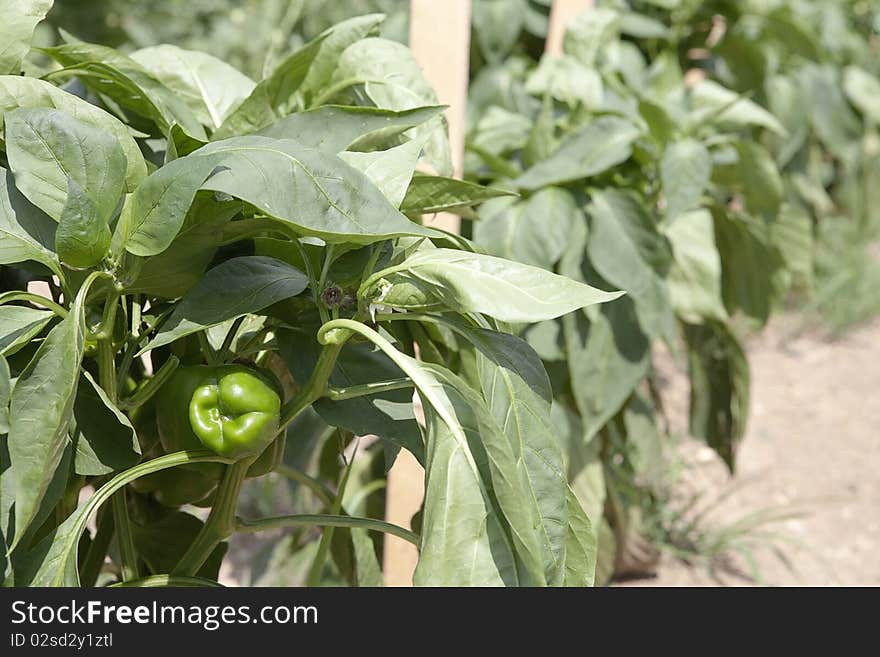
[[465, 0, 880, 579]]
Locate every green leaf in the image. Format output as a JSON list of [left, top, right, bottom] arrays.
[[130, 45, 256, 131], [459, 326, 569, 585], [661, 138, 711, 220], [734, 141, 783, 219], [72, 372, 140, 477], [770, 203, 813, 291], [339, 137, 423, 208], [689, 80, 786, 136], [563, 7, 620, 67], [365, 248, 623, 323], [7, 274, 88, 546], [144, 256, 308, 352], [401, 173, 515, 216], [0, 169, 61, 277], [0, 0, 53, 75], [472, 0, 527, 64], [562, 486, 597, 586], [513, 116, 640, 190], [0, 304, 53, 357], [563, 300, 650, 441], [330, 37, 453, 176], [474, 187, 577, 270], [525, 55, 602, 108], [4, 108, 124, 267], [120, 136, 438, 257], [843, 66, 880, 123], [662, 209, 727, 323], [0, 76, 147, 190], [212, 32, 327, 139], [299, 14, 385, 107], [713, 209, 784, 325], [259, 105, 444, 153], [684, 321, 750, 471], [587, 190, 675, 340], [40, 42, 207, 139], [0, 355, 9, 434]]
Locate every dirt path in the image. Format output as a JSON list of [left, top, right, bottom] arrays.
[[627, 315, 880, 586]]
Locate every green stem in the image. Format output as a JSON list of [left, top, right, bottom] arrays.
[[277, 339, 346, 433], [219, 316, 246, 361], [120, 355, 179, 412], [275, 464, 335, 507], [0, 291, 68, 318], [97, 340, 117, 405], [236, 514, 419, 546], [326, 377, 413, 401], [197, 331, 219, 365], [110, 574, 224, 588], [310, 77, 361, 108], [111, 489, 139, 582], [306, 438, 355, 586], [172, 458, 253, 577], [80, 507, 114, 587]]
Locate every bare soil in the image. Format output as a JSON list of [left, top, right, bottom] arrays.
[[624, 315, 880, 587]]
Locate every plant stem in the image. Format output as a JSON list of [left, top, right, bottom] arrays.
[[171, 458, 252, 577], [120, 355, 179, 412], [111, 489, 139, 582], [197, 331, 219, 365], [0, 291, 68, 317], [275, 464, 335, 507], [80, 507, 114, 586], [236, 514, 419, 546], [97, 340, 117, 405], [306, 438, 355, 586], [219, 316, 245, 361], [326, 377, 413, 401], [277, 340, 346, 433]]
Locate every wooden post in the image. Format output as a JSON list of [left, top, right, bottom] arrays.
[[381, 0, 472, 587], [545, 0, 595, 56]]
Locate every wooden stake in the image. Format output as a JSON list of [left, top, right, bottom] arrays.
[[545, 0, 595, 56], [382, 0, 472, 587]]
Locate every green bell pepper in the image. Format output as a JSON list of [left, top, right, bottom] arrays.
[[157, 364, 283, 462]]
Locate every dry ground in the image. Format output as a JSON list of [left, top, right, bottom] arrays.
[[624, 315, 880, 586]]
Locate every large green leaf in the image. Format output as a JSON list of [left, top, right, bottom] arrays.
[[474, 187, 577, 270], [0, 169, 61, 277], [843, 65, 880, 123], [562, 486, 597, 587], [7, 275, 87, 546], [563, 7, 620, 67], [40, 42, 206, 139], [259, 105, 444, 153], [144, 256, 308, 352], [513, 116, 640, 190], [586, 190, 675, 340], [330, 37, 453, 176], [663, 209, 727, 323], [459, 326, 569, 585], [364, 248, 623, 323], [5, 108, 126, 267], [0, 0, 53, 75], [119, 136, 438, 256], [130, 45, 256, 131], [0, 76, 147, 190], [661, 138, 711, 220], [735, 140, 783, 219]]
